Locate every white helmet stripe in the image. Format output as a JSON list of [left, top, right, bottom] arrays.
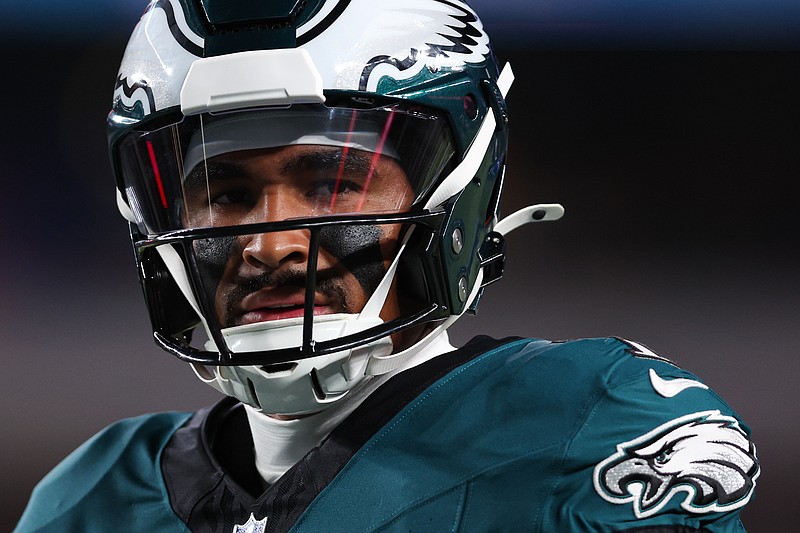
[[155, 244, 209, 332], [423, 62, 513, 209]]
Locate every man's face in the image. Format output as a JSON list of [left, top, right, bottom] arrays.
[[182, 144, 415, 330]]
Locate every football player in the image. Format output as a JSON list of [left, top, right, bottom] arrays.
[[16, 1, 758, 532]]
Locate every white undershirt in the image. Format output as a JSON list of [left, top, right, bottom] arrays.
[[244, 331, 456, 484]]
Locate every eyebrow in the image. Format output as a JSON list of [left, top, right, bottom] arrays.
[[183, 160, 248, 193], [280, 148, 380, 180]]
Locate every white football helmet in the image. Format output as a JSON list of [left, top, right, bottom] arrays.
[[109, 0, 562, 415]]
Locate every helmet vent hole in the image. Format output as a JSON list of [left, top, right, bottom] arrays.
[[258, 362, 298, 378], [464, 94, 478, 120]]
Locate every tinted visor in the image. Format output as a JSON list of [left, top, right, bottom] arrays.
[[117, 103, 456, 236]]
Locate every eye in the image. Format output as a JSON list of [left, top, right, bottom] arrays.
[[211, 189, 249, 205], [308, 178, 362, 198]]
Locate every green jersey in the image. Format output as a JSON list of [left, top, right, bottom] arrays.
[[16, 337, 758, 532]]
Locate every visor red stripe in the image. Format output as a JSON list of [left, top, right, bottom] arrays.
[[146, 140, 169, 209], [356, 110, 395, 212], [330, 111, 359, 211]]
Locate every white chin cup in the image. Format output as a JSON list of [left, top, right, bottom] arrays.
[[192, 313, 393, 415]]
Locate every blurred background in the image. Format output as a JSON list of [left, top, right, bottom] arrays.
[[2, 0, 798, 530]]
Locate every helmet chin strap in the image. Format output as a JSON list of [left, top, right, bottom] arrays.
[[366, 267, 483, 376]]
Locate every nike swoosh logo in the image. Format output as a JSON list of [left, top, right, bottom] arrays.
[[649, 368, 709, 398]]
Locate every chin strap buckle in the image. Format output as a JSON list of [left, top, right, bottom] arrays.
[[478, 231, 507, 288]]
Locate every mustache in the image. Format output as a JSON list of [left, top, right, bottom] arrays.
[[220, 267, 352, 325]]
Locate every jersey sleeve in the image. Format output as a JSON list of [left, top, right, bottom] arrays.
[[543, 339, 759, 532], [14, 412, 192, 533]]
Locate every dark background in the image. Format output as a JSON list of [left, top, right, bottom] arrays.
[[2, 1, 798, 530]]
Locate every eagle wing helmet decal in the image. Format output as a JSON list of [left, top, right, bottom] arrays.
[[111, 0, 490, 118], [593, 410, 759, 519], [298, 0, 490, 92], [112, 0, 204, 118]]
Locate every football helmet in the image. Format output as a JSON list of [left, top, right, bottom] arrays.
[[109, 0, 562, 415]]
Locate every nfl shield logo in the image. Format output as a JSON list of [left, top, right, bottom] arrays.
[[232, 513, 267, 533]]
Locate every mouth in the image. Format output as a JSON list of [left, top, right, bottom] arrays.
[[236, 288, 335, 325], [240, 303, 334, 324]]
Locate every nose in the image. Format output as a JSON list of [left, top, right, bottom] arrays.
[[242, 227, 310, 271], [242, 194, 312, 270]]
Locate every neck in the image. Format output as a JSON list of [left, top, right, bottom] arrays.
[[245, 331, 455, 484]]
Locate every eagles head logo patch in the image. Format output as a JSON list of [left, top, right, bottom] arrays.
[[593, 410, 759, 519]]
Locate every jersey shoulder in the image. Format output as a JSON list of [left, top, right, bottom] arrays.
[[516, 336, 759, 532], [502, 336, 744, 420], [15, 411, 192, 533]]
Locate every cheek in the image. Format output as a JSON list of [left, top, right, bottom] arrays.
[[193, 236, 241, 295], [318, 224, 388, 294]]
